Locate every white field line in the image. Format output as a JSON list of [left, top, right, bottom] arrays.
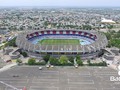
[[67, 72, 91, 77], [68, 79, 94, 84], [102, 88, 120, 90], [0, 79, 28, 82], [30, 86, 59, 90], [69, 87, 97, 90], [32, 78, 59, 83]]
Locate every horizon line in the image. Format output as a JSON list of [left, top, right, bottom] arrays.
[[0, 6, 120, 9]]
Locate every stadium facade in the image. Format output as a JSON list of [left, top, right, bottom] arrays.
[[16, 30, 108, 59]]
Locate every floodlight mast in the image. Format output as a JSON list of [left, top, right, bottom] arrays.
[[0, 81, 22, 90]]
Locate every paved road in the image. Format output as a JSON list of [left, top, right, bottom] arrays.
[[0, 66, 120, 90]]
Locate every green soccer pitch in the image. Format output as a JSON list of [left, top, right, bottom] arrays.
[[38, 39, 80, 45]]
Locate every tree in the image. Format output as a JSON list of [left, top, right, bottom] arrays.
[[59, 55, 68, 65], [28, 58, 36, 65], [20, 51, 28, 57], [76, 55, 80, 60], [5, 37, 17, 47], [107, 25, 113, 29], [43, 54, 50, 63], [110, 39, 120, 48], [104, 32, 112, 40], [76, 55, 83, 66], [69, 56, 74, 63], [87, 60, 91, 66], [113, 33, 120, 38], [77, 59, 83, 66], [87, 60, 90, 64], [102, 61, 107, 66], [16, 59, 22, 65], [88, 61, 107, 66], [49, 56, 60, 65]]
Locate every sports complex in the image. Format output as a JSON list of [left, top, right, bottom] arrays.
[[16, 30, 108, 59]]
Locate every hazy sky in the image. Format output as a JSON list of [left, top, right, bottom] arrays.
[[0, 0, 119, 7]]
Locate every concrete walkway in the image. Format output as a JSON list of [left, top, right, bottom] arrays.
[[108, 64, 118, 70], [0, 63, 17, 72]]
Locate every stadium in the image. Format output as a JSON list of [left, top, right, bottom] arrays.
[[16, 30, 108, 59]]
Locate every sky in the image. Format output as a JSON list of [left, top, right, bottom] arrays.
[[0, 0, 119, 7]]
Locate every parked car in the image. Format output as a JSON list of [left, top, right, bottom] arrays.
[[12, 74, 19, 77], [39, 67, 42, 70]]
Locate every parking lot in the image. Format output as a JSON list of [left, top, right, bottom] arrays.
[[0, 66, 120, 90]]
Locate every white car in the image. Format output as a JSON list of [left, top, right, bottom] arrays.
[[46, 65, 50, 68], [74, 65, 78, 68], [39, 67, 42, 70], [51, 65, 54, 68]]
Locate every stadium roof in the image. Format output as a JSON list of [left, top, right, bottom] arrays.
[[101, 18, 116, 24]]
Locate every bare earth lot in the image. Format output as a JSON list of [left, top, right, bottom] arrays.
[[0, 66, 120, 90]]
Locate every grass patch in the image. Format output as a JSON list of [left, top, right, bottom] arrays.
[[38, 39, 80, 45]]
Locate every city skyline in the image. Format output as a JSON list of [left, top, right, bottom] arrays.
[[0, 0, 120, 7]]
